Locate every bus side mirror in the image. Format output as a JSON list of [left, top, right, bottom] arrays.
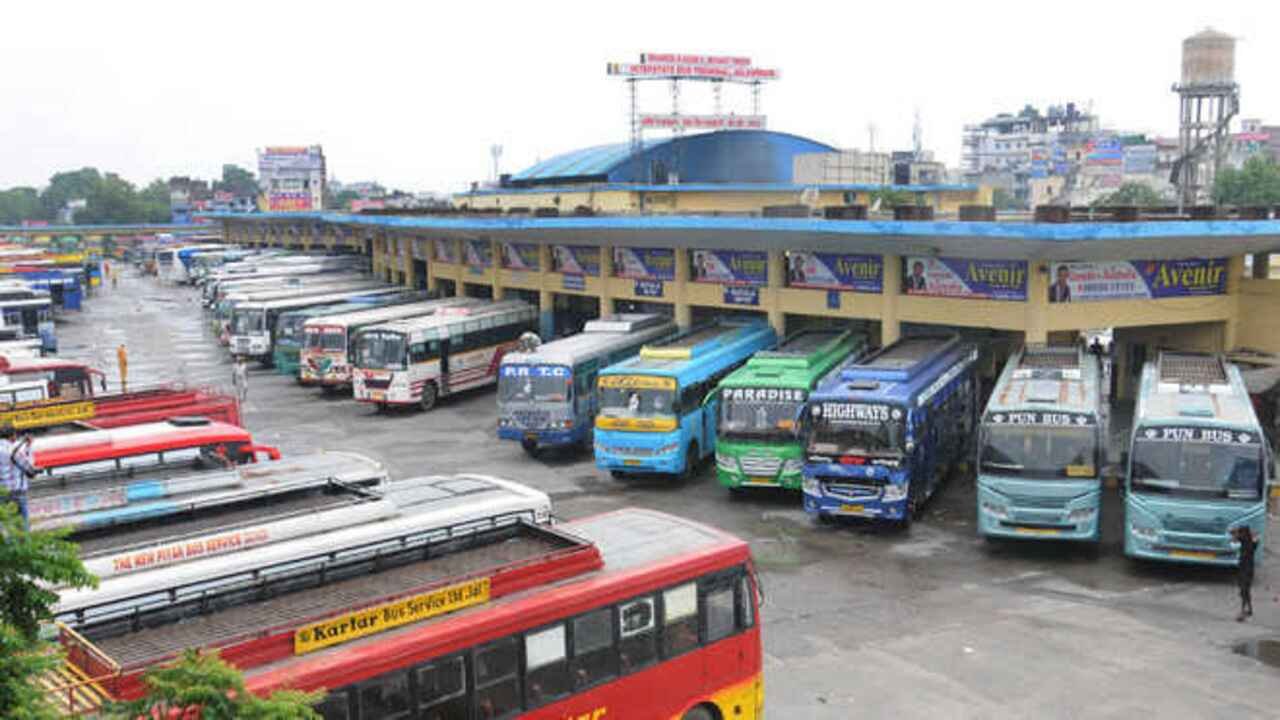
[[701, 388, 721, 409]]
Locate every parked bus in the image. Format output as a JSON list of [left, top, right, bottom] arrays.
[[210, 276, 378, 336], [228, 287, 403, 363], [594, 321, 778, 480], [0, 287, 56, 352], [156, 243, 223, 284], [801, 334, 978, 527], [352, 301, 539, 411], [0, 357, 105, 400], [1124, 352, 1271, 565], [498, 314, 679, 455], [977, 345, 1106, 543], [714, 329, 868, 493], [0, 338, 44, 358], [300, 296, 478, 389], [271, 292, 429, 375]]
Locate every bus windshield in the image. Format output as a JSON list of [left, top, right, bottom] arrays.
[[305, 328, 345, 351], [720, 389, 802, 441], [807, 413, 905, 456], [230, 309, 265, 335], [1131, 434, 1263, 500], [980, 425, 1097, 479], [356, 332, 407, 370], [277, 316, 307, 341], [598, 384, 676, 420], [498, 366, 572, 404]]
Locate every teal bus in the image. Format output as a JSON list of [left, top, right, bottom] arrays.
[[714, 329, 868, 492], [977, 345, 1106, 543], [271, 293, 422, 375], [594, 321, 778, 480], [1125, 352, 1272, 566]]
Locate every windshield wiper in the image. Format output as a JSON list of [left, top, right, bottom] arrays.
[[983, 462, 1025, 470]]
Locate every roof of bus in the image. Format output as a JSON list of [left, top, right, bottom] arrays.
[[0, 357, 96, 373], [983, 345, 1102, 417], [1135, 353, 1259, 429], [0, 297, 52, 308], [31, 420, 254, 469], [500, 314, 677, 368], [243, 508, 747, 691], [598, 322, 777, 380], [221, 278, 377, 300], [236, 287, 402, 312], [301, 297, 480, 331], [810, 334, 976, 406], [360, 300, 535, 337], [718, 329, 867, 391]]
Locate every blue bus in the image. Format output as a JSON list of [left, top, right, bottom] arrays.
[[594, 321, 778, 479], [802, 334, 978, 527], [498, 314, 678, 454], [1124, 352, 1271, 566], [976, 345, 1105, 543]]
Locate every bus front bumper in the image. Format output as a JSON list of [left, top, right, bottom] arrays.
[[498, 425, 587, 448], [803, 492, 911, 522], [595, 437, 683, 475], [977, 496, 1101, 542]]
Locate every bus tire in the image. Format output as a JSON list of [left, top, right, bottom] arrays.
[[681, 443, 699, 482], [610, 470, 627, 480], [682, 704, 719, 720], [419, 382, 438, 411], [521, 439, 540, 457]]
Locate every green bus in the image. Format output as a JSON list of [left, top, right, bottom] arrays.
[[714, 329, 868, 492]]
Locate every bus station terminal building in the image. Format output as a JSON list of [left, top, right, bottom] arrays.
[[208, 130, 1280, 399]]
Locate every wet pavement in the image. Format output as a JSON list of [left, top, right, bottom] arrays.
[[60, 270, 1280, 718]]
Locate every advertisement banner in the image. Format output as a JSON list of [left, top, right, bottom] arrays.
[[551, 245, 600, 276], [723, 286, 760, 306], [499, 242, 539, 271], [1047, 259, 1228, 303], [613, 247, 675, 280], [903, 258, 1027, 301], [640, 114, 767, 131], [690, 249, 767, 286], [411, 238, 429, 260], [267, 193, 312, 212], [607, 61, 779, 82], [562, 274, 586, 292], [433, 239, 458, 264], [786, 252, 883, 293], [635, 279, 664, 298], [464, 239, 492, 268]]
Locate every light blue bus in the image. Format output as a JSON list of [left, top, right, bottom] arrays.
[[977, 345, 1105, 543], [594, 321, 778, 479], [498, 314, 678, 455], [802, 334, 978, 527], [1125, 352, 1271, 566]]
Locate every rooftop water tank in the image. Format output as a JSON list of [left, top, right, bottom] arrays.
[[1181, 28, 1236, 86]]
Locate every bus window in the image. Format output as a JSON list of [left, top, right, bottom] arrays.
[[618, 597, 657, 673], [316, 689, 351, 720], [473, 637, 520, 719], [570, 607, 616, 689], [416, 655, 466, 720], [357, 670, 411, 720], [524, 624, 570, 708], [738, 573, 756, 630], [702, 577, 737, 644], [661, 583, 699, 658]]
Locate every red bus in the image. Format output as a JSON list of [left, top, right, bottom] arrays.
[[51, 509, 761, 720], [0, 356, 106, 399], [32, 418, 280, 476]]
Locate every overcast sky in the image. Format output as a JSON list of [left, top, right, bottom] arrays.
[[2, 1, 1276, 193]]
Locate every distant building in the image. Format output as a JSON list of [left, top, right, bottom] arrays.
[[962, 103, 1100, 206], [258, 146, 326, 212], [793, 150, 890, 185]]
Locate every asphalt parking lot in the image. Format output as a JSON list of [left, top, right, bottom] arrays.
[[59, 271, 1280, 718]]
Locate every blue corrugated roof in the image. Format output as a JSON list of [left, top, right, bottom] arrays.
[[513, 140, 672, 182], [458, 182, 977, 197]]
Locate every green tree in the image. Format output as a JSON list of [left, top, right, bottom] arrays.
[[0, 623, 62, 720], [1092, 182, 1166, 207], [104, 649, 324, 720], [992, 187, 1022, 211], [0, 187, 44, 224], [325, 189, 360, 211], [868, 187, 915, 211], [215, 164, 259, 198], [0, 504, 97, 641], [1213, 155, 1280, 206], [39, 168, 102, 220]]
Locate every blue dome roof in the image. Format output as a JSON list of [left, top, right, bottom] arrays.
[[509, 130, 836, 187]]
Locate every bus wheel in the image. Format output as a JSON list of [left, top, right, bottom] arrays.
[[419, 382, 438, 411], [610, 470, 627, 480], [521, 439, 540, 457], [682, 704, 718, 720]]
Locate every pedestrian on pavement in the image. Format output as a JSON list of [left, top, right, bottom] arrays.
[[116, 343, 128, 392], [0, 427, 36, 531], [1233, 526, 1258, 622], [233, 358, 249, 404]]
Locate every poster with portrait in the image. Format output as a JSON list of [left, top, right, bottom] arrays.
[[550, 245, 600, 276], [1047, 259, 1228, 303], [786, 252, 883, 293], [433, 238, 458, 264], [612, 247, 675, 280], [499, 242, 540, 271], [903, 257, 1027, 301], [464, 239, 492, 269], [688, 250, 767, 286]]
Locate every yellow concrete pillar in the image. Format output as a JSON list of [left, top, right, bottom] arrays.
[[301, 224, 312, 252], [674, 247, 692, 329], [1023, 260, 1049, 345], [880, 255, 902, 346], [767, 249, 785, 337], [1224, 255, 1245, 351], [599, 244, 616, 316], [425, 238, 440, 293], [490, 238, 502, 300], [400, 236, 415, 289]]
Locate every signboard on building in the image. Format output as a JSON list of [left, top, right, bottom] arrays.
[[258, 145, 325, 212], [550, 245, 600, 276], [639, 114, 766, 131], [499, 242, 540, 271], [1122, 144, 1158, 175], [786, 252, 883, 293], [607, 61, 779, 82], [903, 257, 1027, 301], [689, 250, 767, 286], [613, 247, 675, 280], [464, 239, 492, 269], [1047, 259, 1228, 303], [723, 286, 760, 306], [433, 239, 458, 264]]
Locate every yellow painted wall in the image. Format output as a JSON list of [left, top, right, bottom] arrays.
[[1236, 278, 1280, 353]]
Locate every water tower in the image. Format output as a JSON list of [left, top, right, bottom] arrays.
[[1172, 28, 1239, 208]]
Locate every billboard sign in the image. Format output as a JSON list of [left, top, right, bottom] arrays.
[[613, 247, 675, 280], [786, 252, 882, 293], [499, 242, 540, 271], [551, 245, 600, 276], [258, 146, 325, 172], [433, 239, 457, 264], [689, 250, 767, 286], [1047, 259, 1228, 303], [464, 239, 492, 269], [903, 257, 1027, 301], [639, 114, 766, 131], [267, 193, 312, 212], [607, 61, 779, 83], [640, 53, 752, 66]]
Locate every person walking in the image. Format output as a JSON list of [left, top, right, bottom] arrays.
[[1234, 526, 1258, 622], [0, 427, 35, 531], [116, 343, 129, 392], [233, 359, 249, 405]]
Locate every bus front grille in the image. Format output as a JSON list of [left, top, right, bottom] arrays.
[[1005, 494, 1068, 510], [1162, 517, 1228, 535], [739, 455, 781, 476]]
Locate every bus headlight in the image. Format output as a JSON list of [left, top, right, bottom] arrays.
[[1131, 525, 1159, 542], [716, 453, 737, 472], [802, 476, 820, 495], [498, 417, 512, 428], [882, 484, 908, 502], [1067, 506, 1097, 522], [981, 501, 1008, 520], [657, 442, 680, 455], [782, 458, 805, 474]]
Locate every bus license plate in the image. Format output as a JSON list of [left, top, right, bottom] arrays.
[[747, 476, 774, 485], [372, 391, 385, 402], [524, 432, 537, 442], [839, 504, 865, 514], [1171, 549, 1215, 560], [1015, 527, 1060, 536], [624, 459, 641, 466]]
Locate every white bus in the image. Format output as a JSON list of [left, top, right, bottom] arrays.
[[228, 286, 403, 363], [352, 300, 538, 411], [299, 296, 482, 389]]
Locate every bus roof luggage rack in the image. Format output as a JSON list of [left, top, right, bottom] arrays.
[[1158, 351, 1228, 386], [841, 333, 961, 382], [752, 329, 847, 363], [639, 321, 761, 361], [1018, 345, 1079, 370], [582, 313, 668, 333]]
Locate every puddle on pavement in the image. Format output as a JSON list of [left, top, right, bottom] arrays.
[[1233, 639, 1280, 669]]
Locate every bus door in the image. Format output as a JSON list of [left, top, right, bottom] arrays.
[[575, 360, 598, 426], [439, 338, 451, 393], [701, 386, 722, 459]]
